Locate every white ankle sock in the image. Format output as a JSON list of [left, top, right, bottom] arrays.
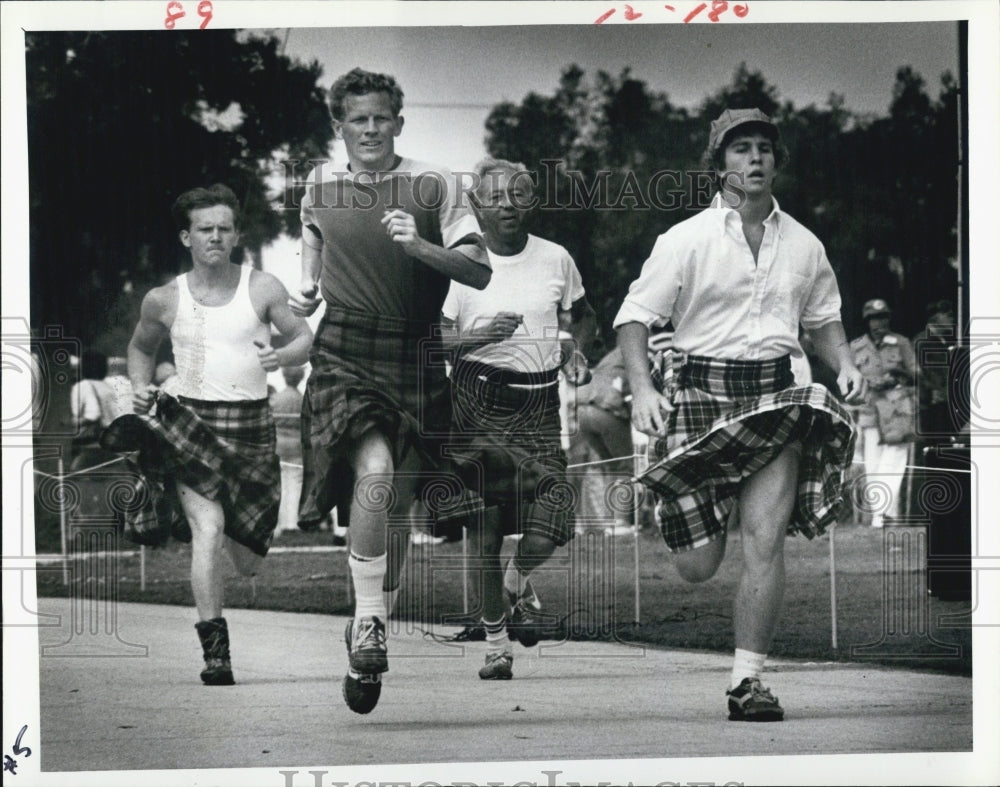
[[350, 552, 387, 620], [483, 615, 508, 653], [731, 648, 767, 690]]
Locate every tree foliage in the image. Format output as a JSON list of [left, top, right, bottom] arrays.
[[26, 30, 333, 354], [484, 63, 960, 350]]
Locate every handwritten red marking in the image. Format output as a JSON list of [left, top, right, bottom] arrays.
[[708, 0, 728, 21], [733, 2, 749, 17], [197, 0, 213, 29], [683, 2, 706, 22], [664, 4, 676, 10], [164, 0, 185, 29], [623, 4, 643, 19], [594, 8, 616, 24]]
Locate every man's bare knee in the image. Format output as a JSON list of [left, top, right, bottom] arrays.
[[673, 537, 726, 583]]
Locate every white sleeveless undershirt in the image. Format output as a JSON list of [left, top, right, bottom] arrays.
[[170, 265, 269, 401]]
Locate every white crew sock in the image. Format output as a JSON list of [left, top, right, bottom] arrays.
[[349, 552, 387, 620], [482, 615, 508, 655], [731, 648, 767, 690]]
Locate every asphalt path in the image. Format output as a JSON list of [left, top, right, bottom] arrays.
[[32, 597, 976, 784]]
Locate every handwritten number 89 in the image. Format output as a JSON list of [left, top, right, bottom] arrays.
[[164, 0, 213, 30]]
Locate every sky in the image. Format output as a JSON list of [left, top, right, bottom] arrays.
[[260, 18, 961, 286], [281, 22, 960, 171]]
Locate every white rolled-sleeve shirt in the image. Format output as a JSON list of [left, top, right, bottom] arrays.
[[613, 194, 842, 361]]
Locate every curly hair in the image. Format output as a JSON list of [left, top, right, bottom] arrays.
[[170, 184, 240, 231], [328, 68, 404, 121]]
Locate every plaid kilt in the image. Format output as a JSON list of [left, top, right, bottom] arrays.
[[644, 354, 856, 552], [100, 393, 280, 556], [298, 306, 452, 525], [439, 359, 573, 546]]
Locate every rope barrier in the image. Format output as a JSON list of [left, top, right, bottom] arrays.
[[32, 454, 126, 480]]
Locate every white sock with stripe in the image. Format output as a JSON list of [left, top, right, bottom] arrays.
[[349, 552, 387, 620]]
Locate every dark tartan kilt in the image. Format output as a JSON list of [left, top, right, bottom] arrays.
[[101, 394, 280, 556], [442, 359, 574, 546], [644, 354, 856, 552], [298, 306, 452, 525]]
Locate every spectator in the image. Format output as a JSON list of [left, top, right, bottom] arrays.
[[850, 298, 917, 527], [270, 366, 306, 533], [68, 349, 118, 470]]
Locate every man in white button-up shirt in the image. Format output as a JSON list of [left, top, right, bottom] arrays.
[[615, 108, 866, 721]]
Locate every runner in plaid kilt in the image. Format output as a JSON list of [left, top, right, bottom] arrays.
[[615, 109, 866, 720], [122, 183, 312, 686], [287, 69, 491, 712], [647, 354, 856, 552], [103, 392, 281, 556], [440, 158, 596, 678]]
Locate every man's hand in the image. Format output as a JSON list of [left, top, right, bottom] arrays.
[[475, 312, 522, 344], [288, 280, 321, 317], [254, 340, 280, 373], [132, 383, 158, 415], [631, 386, 673, 436], [838, 364, 868, 404], [563, 349, 592, 386], [381, 209, 423, 254]]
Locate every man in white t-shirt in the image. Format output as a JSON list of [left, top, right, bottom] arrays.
[[442, 157, 596, 680]]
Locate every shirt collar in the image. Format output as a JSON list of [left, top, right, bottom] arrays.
[[711, 192, 783, 236]]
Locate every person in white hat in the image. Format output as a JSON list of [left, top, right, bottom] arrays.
[[850, 298, 916, 527], [615, 108, 865, 721]]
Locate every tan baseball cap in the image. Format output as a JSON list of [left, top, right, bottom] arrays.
[[707, 108, 780, 157]]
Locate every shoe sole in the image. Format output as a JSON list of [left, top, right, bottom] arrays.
[[200, 671, 235, 686], [507, 626, 540, 648], [728, 708, 784, 721], [342, 674, 382, 714], [478, 669, 513, 680]]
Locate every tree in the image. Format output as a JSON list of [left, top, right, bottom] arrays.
[[26, 30, 333, 354], [483, 63, 961, 346]]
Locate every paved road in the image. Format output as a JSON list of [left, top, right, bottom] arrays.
[[35, 598, 974, 783]]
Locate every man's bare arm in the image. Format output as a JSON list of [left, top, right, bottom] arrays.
[[617, 320, 672, 436], [808, 320, 867, 404], [127, 286, 173, 413], [252, 272, 313, 370], [381, 210, 491, 290]]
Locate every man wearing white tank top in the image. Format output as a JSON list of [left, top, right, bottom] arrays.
[[126, 184, 312, 685]]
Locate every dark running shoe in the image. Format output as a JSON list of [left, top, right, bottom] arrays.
[[342, 671, 382, 714], [506, 579, 544, 647], [726, 677, 785, 721], [345, 616, 388, 674], [342, 617, 387, 714], [478, 650, 513, 680]]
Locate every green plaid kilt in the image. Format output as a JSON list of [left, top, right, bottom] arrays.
[[101, 393, 280, 556], [298, 306, 452, 525], [644, 354, 856, 552]]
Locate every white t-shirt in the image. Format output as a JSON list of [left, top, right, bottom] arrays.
[[442, 234, 585, 374]]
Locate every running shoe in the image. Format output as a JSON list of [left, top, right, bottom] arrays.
[[506, 579, 544, 647], [342, 616, 387, 714], [478, 650, 514, 680], [726, 677, 785, 721]]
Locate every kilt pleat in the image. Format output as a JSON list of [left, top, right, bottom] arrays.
[[643, 354, 856, 552], [441, 359, 573, 545], [298, 307, 452, 524], [101, 393, 280, 556]]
